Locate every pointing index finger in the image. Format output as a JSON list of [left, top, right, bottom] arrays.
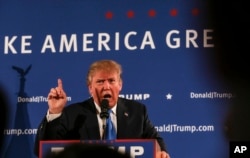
[[58, 78, 63, 89]]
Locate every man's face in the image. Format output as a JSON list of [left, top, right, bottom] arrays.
[[88, 70, 122, 108]]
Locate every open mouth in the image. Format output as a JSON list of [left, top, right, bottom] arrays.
[[103, 94, 111, 98]]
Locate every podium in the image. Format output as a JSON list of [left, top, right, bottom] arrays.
[[39, 139, 160, 158]]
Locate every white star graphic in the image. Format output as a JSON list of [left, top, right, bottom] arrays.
[[166, 93, 173, 100]]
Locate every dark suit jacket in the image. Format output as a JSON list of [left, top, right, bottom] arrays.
[[34, 97, 167, 156]]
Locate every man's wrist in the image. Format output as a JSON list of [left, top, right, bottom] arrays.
[[46, 110, 61, 122]]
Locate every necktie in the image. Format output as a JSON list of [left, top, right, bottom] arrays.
[[105, 109, 116, 140]]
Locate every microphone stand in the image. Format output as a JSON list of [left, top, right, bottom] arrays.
[[101, 116, 107, 140], [100, 99, 109, 140]]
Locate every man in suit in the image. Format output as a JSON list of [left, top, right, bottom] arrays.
[[34, 59, 170, 158]]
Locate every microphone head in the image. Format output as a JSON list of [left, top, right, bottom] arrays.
[[100, 99, 109, 119], [101, 99, 109, 109]]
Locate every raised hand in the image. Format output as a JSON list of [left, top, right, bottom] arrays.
[[47, 78, 67, 114]]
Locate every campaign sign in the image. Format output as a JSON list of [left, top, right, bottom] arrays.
[[39, 139, 157, 158]]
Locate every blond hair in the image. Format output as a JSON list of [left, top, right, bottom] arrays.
[[86, 60, 122, 85]]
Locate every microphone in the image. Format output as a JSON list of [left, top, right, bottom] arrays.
[[100, 99, 109, 140], [100, 99, 109, 119]]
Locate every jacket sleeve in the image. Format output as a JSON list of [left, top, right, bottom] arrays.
[[33, 116, 47, 157], [143, 106, 167, 152], [33, 116, 62, 157]]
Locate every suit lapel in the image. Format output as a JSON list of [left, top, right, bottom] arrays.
[[80, 98, 101, 140], [116, 98, 129, 138]]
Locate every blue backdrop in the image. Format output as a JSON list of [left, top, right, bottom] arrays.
[[0, 0, 232, 158]]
